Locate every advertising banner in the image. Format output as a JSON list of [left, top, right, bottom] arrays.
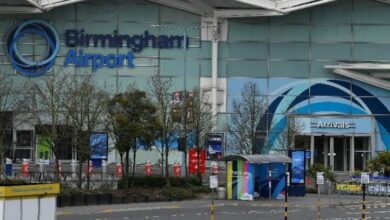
[[206, 133, 223, 160], [188, 148, 205, 175], [256, 163, 286, 199], [226, 160, 254, 200], [37, 135, 52, 160], [90, 132, 108, 159], [290, 150, 305, 184]]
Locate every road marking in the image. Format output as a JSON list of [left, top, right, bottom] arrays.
[[100, 209, 113, 213]]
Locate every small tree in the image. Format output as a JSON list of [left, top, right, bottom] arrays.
[[28, 70, 69, 181], [275, 115, 303, 153], [368, 151, 390, 177], [226, 82, 267, 154], [109, 86, 160, 182], [0, 76, 18, 178], [62, 74, 108, 189], [186, 87, 212, 176], [148, 74, 178, 185]]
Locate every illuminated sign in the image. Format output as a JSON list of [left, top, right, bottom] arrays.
[[311, 121, 355, 129], [6, 20, 189, 76]]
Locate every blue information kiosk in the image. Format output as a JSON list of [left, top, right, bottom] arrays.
[[288, 150, 306, 196]]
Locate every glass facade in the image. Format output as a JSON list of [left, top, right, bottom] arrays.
[[0, 0, 389, 165]]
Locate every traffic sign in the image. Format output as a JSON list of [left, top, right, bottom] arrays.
[[361, 172, 370, 184], [210, 175, 218, 189], [316, 172, 324, 185]]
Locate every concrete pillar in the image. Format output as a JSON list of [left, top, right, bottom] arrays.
[[350, 136, 355, 172], [343, 137, 347, 172], [310, 135, 314, 166], [211, 17, 219, 131], [330, 137, 334, 171], [324, 137, 328, 168]]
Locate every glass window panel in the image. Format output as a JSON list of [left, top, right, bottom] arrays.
[[77, 3, 117, 21], [311, 25, 352, 42], [118, 3, 159, 22], [228, 42, 267, 59], [227, 60, 267, 77], [160, 7, 200, 24], [270, 43, 309, 60], [354, 6, 390, 24], [270, 10, 310, 23], [16, 131, 33, 147], [310, 61, 345, 78], [268, 78, 309, 96], [311, 7, 351, 24], [311, 43, 351, 60], [269, 61, 309, 78], [270, 24, 309, 42], [354, 25, 390, 42], [228, 22, 268, 41]]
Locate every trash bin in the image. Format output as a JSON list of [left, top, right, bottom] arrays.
[[217, 187, 226, 200]]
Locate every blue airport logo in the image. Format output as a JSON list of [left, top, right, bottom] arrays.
[[6, 20, 188, 76], [6, 20, 60, 77]]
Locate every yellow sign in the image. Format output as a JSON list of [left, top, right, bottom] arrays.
[[0, 184, 60, 198], [336, 184, 361, 192]]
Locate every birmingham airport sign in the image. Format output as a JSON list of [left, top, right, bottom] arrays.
[[6, 20, 189, 77]]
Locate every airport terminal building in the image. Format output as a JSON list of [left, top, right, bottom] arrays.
[[0, 0, 389, 172]]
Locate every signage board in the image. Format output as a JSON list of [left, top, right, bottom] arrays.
[[188, 148, 205, 175], [316, 172, 324, 185], [6, 20, 190, 77], [90, 132, 109, 160], [206, 133, 224, 160], [290, 150, 305, 184], [361, 172, 370, 184], [209, 175, 218, 189]]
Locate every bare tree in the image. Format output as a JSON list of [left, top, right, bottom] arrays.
[[148, 74, 178, 185], [275, 115, 303, 153], [0, 76, 18, 178], [186, 87, 212, 176], [62, 74, 108, 189], [226, 82, 267, 154], [28, 70, 69, 181]]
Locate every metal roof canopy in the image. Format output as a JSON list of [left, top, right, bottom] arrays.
[[222, 154, 292, 164], [325, 63, 390, 91]]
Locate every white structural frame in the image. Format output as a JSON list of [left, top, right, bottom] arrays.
[[325, 64, 390, 91]]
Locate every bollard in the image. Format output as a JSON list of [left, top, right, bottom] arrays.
[[102, 159, 107, 180], [71, 160, 77, 179], [284, 171, 289, 220], [317, 184, 321, 220], [116, 162, 122, 177], [210, 188, 215, 220], [86, 160, 93, 177], [173, 162, 181, 177], [362, 183, 366, 220], [145, 160, 151, 176], [5, 158, 12, 177], [21, 159, 29, 177], [39, 159, 44, 173]]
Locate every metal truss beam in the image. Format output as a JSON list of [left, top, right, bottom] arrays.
[[39, 0, 87, 10], [330, 68, 390, 91], [148, 0, 204, 15], [0, 6, 42, 14], [214, 9, 283, 18], [235, 0, 283, 13]]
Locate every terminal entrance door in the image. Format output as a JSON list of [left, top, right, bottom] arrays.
[[311, 136, 370, 172]]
